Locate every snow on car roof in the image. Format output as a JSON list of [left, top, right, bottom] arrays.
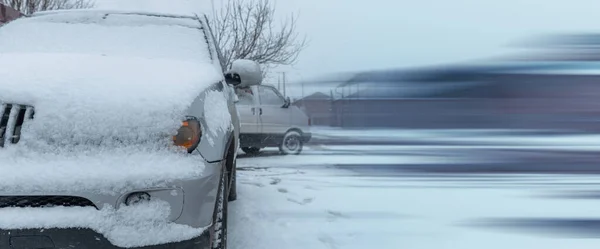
[[31, 9, 200, 23], [0, 11, 208, 58], [28, 9, 202, 28], [91, 0, 209, 17]]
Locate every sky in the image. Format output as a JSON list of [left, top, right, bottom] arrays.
[[258, 0, 600, 92]]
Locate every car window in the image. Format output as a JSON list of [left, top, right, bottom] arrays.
[[259, 86, 285, 106], [236, 88, 255, 105]]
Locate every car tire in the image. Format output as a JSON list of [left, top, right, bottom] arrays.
[[211, 168, 228, 249], [279, 131, 303, 155], [228, 160, 237, 202], [241, 147, 260, 155]]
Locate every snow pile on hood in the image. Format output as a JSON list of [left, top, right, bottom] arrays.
[[0, 53, 221, 144], [0, 146, 204, 194], [0, 200, 207, 248], [0, 11, 223, 144], [0, 11, 225, 193]]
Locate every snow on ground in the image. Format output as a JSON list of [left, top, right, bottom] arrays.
[[231, 146, 600, 249]]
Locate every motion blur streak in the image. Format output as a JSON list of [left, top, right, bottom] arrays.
[[295, 35, 600, 132], [256, 34, 600, 245]]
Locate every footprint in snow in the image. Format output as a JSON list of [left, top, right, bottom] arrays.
[[304, 186, 318, 190], [238, 166, 270, 171], [241, 181, 264, 187], [277, 188, 288, 193], [270, 178, 281, 185], [318, 234, 339, 249], [287, 197, 314, 205], [327, 210, 349, 222]]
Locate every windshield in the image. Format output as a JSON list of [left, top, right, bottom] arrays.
[[0, 12, 212, 62]]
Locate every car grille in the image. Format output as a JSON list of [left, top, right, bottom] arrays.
[[0, 103, 34, 147], [0, 196, 97, 209]]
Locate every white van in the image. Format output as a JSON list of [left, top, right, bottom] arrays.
[[235, 85, 312, 155]]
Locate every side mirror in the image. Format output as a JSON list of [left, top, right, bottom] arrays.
[[282, 97, 291, 108], [224, 73, 241, 86], [225, 59, 263, 87]]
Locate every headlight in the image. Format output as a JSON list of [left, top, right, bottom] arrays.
[[125, 192, 151, 206], [173, 119, 202, 153]]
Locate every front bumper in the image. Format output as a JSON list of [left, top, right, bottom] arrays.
[[0, 228, 211, 249], [0, 159, 223, 248]]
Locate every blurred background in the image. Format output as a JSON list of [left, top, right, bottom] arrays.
[[259, 0, 600, 134], [229, 1, 600, 247]]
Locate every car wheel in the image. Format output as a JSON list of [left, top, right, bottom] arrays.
[[279, 131, 303, 155], [241, 147, 260, 155], [211, 169, 228, 249], [228, 159, 237, 202]]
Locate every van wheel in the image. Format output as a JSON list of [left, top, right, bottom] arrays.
[[279, 131, 303, 155], [241, 147, 260, 155]]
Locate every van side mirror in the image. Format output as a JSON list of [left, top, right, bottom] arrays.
[[225, 59, 263, 87], [282, 97, 291, 108]]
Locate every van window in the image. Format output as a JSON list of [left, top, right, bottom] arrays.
[[259, 86, 285, 106], [236, 88, 255, 105]]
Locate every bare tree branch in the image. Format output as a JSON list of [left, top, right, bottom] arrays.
[[208, 0, 307, 71], [2, 0, 94, 15]]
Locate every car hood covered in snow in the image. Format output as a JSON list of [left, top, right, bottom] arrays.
[[0, 52, 222, 193], [0, 53, 222, 144]]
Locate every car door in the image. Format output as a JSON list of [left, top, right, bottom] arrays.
[[257, 85, 290, 136], [235, 86, 260, 134]]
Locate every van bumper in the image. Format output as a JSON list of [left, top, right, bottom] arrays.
[[0, 228, 211, 249]]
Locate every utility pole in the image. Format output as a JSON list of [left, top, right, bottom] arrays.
[[277, 73, 281, 91], [282, 72, 287, 97], [301, 81, 305, 100]]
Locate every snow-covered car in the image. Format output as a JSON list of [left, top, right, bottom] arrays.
[[0, 10, 261, 249]]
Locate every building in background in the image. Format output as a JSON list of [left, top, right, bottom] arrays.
[[300, 56, 600, 132], [0, 4, 21, 25], [293, 92, 332, 126]]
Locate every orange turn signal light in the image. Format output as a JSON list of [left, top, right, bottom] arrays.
[[173, 119, 202, 153]]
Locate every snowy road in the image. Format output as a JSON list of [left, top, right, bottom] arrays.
[[230, 142, 600, 249]]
